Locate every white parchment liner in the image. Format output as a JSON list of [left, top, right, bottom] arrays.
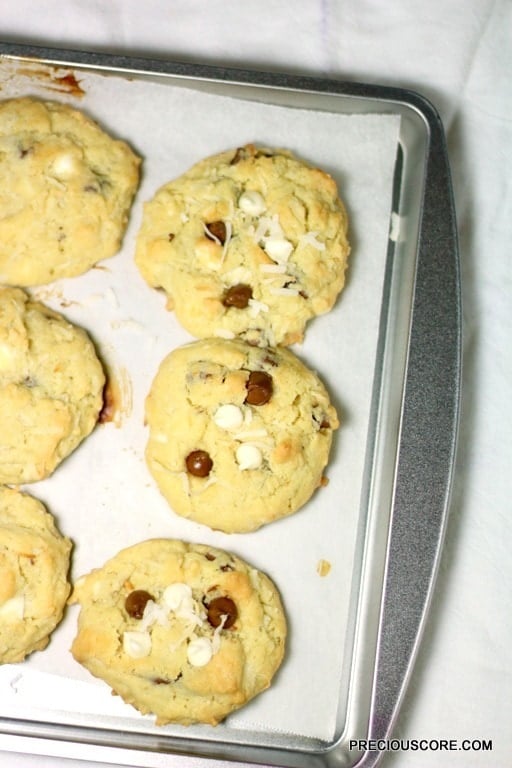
[[0, 60, 400, 743]]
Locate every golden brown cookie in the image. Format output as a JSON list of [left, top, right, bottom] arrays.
[[0, 287, 105, 484], [135, 144, 349, 345], [0, 96, 140, 285], [70, 538, 287, 725], [0, 486, 72, 664], [144, 337, 339, 533]]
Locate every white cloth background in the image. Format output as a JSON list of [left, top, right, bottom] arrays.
[[0, 1, 510, 767]]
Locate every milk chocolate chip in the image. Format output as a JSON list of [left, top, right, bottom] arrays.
[[207, 596, 238, 629], [222, 283, 253, 309], [125, 590, 154, 619], [186, 450, 213, 477], [245, 370, 273, 405], [205, 220, 227, 244]]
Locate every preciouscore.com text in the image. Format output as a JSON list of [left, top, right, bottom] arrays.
[[349, 738, 493, 753]]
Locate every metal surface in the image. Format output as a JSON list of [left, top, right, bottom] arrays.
[[0, 41, 461, 768]]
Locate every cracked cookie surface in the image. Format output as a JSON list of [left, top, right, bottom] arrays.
[[0, 287, 105, 484], [0, 486, 72, 664], [144, 337, 339, 533], [0, 96, 140, 285], [70, 538, 287, 725], [135, 144, 349, 345]]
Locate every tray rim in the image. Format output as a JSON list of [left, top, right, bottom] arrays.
[[0, 41, 462, 768]]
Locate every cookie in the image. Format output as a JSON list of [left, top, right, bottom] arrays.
[[135, 144, 349, 345], [0, 287, 105, 484], [0, 96, 140, 285], [0, 486, 72, 664], [144, 337, 339, 533], [70, 538, 286, 725]]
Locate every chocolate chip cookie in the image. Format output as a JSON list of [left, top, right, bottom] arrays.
[[70, 538, 287, 725], [0, 96, 140, 285], [144, 337, 339, 533], [0, 486, 72, 664], [0, 287, 105, 484], [135, 144, 349, 345]]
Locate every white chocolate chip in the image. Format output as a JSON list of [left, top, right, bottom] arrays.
[[236, 443, 263, 470], [0, 594, 25, 621], [123, 630, 152, 658], [162, 583, 204, 626], [214, 404, 244, 431], [162, 583, 192, 612], [264, 236, 293, 263], [50, 152, 78, 180], [187, 636, 213, 667], [238, 190, 266, 216]]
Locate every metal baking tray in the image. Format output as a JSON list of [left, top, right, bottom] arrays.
[[0, 42, 461, 768]]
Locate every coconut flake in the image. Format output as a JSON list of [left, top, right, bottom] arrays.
[[259, 263, 288, 274], [253, 214, 283, 244], [177, 471, 191, 496], [299, 231, 326, 251], [214, 329, 236, 339], [232, 428, 269, 442], [269, 286, 300, 296], [248, 298, 269, 317], [140, 600, 169, 631], [211, 614, 228, 654], [220, 220, 232, 264], [190, 474, 218, 496], [224, 266, 252, 284]]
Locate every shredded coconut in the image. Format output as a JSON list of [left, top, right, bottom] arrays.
[[248, 298, 269, 317], [269, 286, 300, 296], [299, 231, 326, 251], [259, 263, 288, 274], [214, 329, 236, 339]]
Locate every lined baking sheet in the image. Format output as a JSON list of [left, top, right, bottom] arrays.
[[0, 58, 400, 743]]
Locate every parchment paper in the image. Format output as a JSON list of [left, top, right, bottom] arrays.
[[0, 59, 400, 742]]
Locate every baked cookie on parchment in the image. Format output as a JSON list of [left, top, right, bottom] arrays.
[[70, 538, 287, 726], [0, 96, 140, 285], [0, 287, 105, 484], [144, 337, 339, 533], [135, 144, 349, 346], [0, 486, 72, 664]]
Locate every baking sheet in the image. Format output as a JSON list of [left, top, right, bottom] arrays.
[[0, 57, 400, 747]]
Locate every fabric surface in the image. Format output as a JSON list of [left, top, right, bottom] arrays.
[[0, 1, 510, 766]]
